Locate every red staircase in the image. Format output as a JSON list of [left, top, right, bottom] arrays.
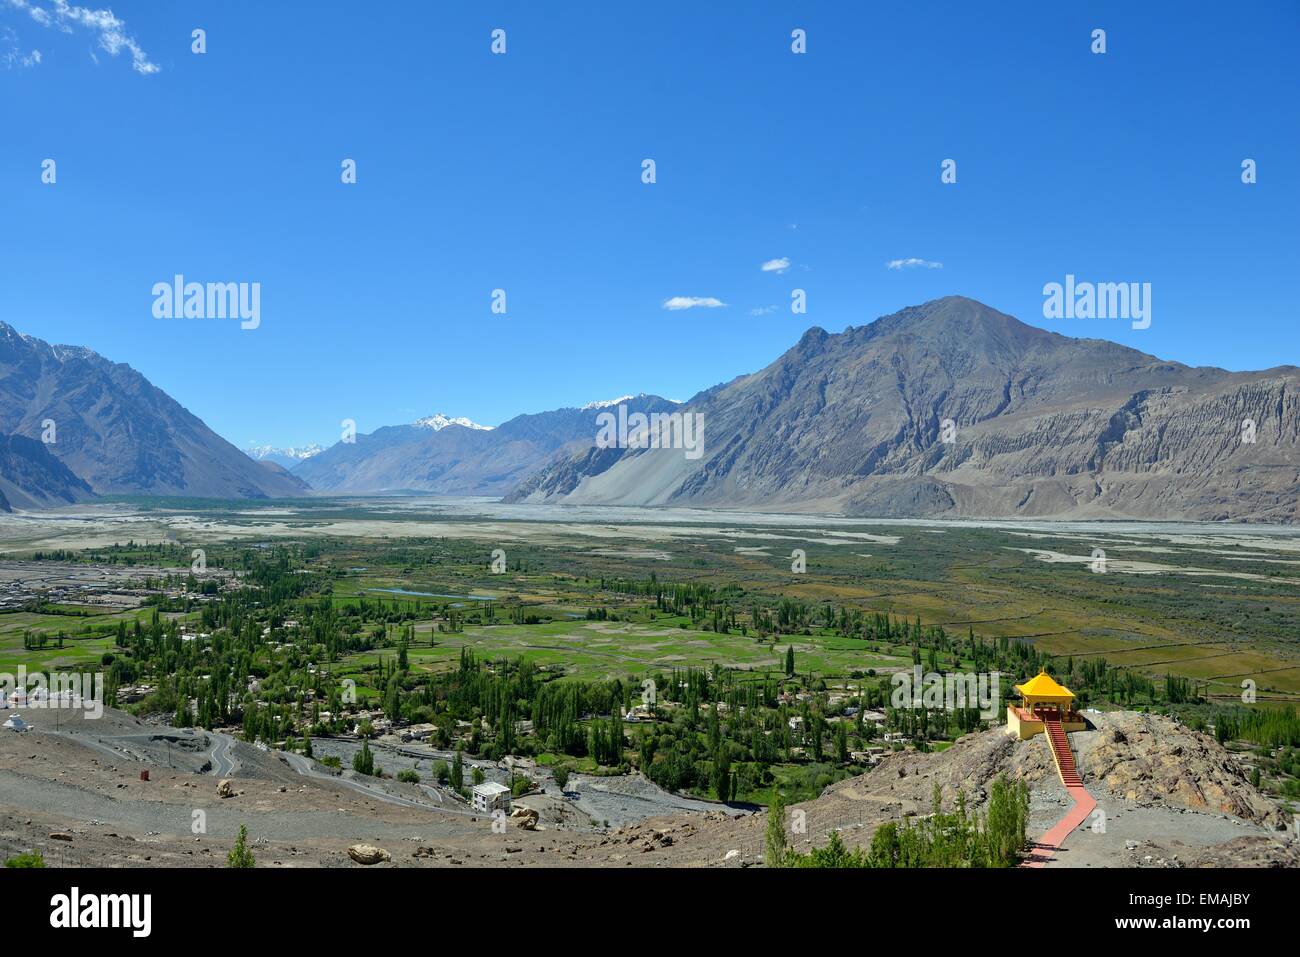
[[1043, 715, 1081, 787]]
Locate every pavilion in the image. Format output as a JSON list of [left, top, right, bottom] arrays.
[[1005, 670, 1086, 739]]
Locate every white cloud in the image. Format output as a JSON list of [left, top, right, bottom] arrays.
[[886, 258, 943, 270], [2, 49, 34, 67], [760, 257, 790, 274], [749, 305, 778, 316], [2, 26, 40, 67], [5, 0, 159, 74], [662, 296, 727, 311]]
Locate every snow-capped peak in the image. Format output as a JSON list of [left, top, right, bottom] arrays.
[[580, 393, 680, 410], [245, 443, 323, 461], [582, 394, 635, 411], [413, 413, 493, 432]]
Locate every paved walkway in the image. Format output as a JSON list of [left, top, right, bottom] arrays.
[[1022, 719, 1096, 868], [1022, 782, 1096, 867]]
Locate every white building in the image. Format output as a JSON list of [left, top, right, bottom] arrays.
[[0, 687, 27, 708], [471, 781, 511, 815]]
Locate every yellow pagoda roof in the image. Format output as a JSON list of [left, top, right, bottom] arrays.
[[1014, 671, 1075, 699]]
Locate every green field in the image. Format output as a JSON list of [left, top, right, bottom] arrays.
[[0, 608, 157, 673], [334, 617, 909, 684]]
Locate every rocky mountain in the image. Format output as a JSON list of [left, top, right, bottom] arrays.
[[507, 296, 1300, 522], [294, 396, 681, 495], [0, 433, 94, 511], [0, 321, 307, 502]]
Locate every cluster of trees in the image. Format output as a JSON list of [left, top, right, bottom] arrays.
[[1221, 705, 1300, 748], [768, 778, 1030, 869]]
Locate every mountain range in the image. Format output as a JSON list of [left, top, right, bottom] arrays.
[[0, 321, 306, 509], [293, 397, 679, 495], [507, 297, 1300, 522], [3, 298, 1297, 521], [244, 443, 326, 470]]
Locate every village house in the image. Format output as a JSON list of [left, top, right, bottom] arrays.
[[471, 781, 512, 815]]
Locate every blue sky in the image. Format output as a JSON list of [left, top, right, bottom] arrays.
[[2, 1, 1296, 450]]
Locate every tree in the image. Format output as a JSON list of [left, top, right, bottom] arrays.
[[472, 766, 486, 787], [353, 740, 375, 776], [227, 824, 255, 868], [713, 751, 732, 803], [552, 765, 571, 791], [765, 791, 789, 867], [451, 748, 464, 791], [982, 776, 1030, 867], [784, 646, 795, 677]]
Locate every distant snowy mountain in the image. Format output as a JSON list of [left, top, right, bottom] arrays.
[[413, 413, 493, 432], [245, 443, 325, 469], [581, 393, 678, 411], [294, 395, 679, 494]]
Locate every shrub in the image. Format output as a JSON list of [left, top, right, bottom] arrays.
[[4, 851, 44, 868]]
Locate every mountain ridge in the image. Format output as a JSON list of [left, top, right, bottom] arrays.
[[0, 321, 308, 503], [506, 297, 1300, 522], [294, 395, 682, 494]]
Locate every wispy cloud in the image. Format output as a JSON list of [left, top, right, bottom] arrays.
[[749, 304, 778, 316], [5, 0, 159, 74], [662, 296, 727, 311], [886, 258, 943, 270], [2, 26, 40, 67], [760, 257, 790, 274]]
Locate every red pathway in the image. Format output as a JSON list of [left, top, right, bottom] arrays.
[[1021, 716, 1096, 868]]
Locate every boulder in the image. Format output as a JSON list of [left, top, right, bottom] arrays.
[[510, 806, 540, 830], [347, 844, 391, 865]]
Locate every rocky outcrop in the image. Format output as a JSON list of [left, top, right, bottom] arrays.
[[1078, 712, 1288, 828]]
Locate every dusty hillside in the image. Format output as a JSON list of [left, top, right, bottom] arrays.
[[1, 707, 1292, 868], [589, 710, 1294, 867]]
